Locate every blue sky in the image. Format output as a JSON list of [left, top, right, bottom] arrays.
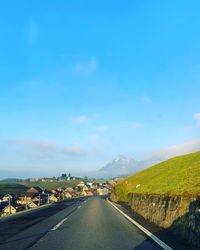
[[0, 1, 200, 178]]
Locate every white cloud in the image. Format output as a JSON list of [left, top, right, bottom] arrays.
[[194, 113, 200, 126], [5, 139, 84, 158], [145, 138, 200, 166], [63, 145, 84, 156], [75, 59, 96, 74], [29, 20, 38, 45], [70, 115, 89, 124]]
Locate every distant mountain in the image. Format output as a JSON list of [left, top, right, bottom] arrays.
[[98, 155, 146, 178], [97, 139, 200, 179]]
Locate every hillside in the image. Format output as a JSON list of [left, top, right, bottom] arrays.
[[0, 180, 80, 197], [114, 151, 200, 202], [20, 180, 80, 190], [0, 183, 28, 196]]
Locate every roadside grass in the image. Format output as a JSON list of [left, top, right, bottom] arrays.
[[115, 151, 200, 202], [0, 183, 28, 196]]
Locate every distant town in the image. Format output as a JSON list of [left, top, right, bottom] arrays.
[[0, 173, 123, 217]]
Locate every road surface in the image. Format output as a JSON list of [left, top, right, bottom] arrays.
[[0, 197, 187, 250]]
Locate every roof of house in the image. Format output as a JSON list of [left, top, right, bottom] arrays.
[[26, 186, 42, 193], [84, 190, 94, 194], [21, 193, 37, 198], [68, 192, 77, 195], [29, 201, 39, 205], [50, 193, 59, 198]]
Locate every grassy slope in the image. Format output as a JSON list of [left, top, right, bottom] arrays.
[[0, 183, 28, 196], [115, 151, 200, 202], [20, 180, 80, 190], [0, 180, 80, 196]]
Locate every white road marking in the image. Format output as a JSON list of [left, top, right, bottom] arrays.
[[107, 199, 173, 250], [78, 205, 81, 209], [51, 218, 68, 231]]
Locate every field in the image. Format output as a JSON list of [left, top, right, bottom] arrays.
[[0, 180, 80, 197], [0, 183, 28, 197], [21, 180, 80, 190], [114, 151, 200, 202]]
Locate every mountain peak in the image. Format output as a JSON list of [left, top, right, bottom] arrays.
[[98, 155, 144, 178], [113, 155, 127, 162]]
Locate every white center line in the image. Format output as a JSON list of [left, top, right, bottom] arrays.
[[51, 218, 68, 231]]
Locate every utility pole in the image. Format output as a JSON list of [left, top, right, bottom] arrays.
[[25, 195, 28, 210], [9, 197, 11, 215]]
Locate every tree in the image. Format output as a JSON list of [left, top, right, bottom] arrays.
[[61, 173, 67, 179]]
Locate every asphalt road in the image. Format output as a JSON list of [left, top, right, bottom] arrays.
[[0, 197, 187, 250]]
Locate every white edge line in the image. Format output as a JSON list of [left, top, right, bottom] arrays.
[[51, 218, 68, 231], [107, 199, 173, 250]]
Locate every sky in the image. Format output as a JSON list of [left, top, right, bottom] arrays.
[[0, 1, 200, 178]]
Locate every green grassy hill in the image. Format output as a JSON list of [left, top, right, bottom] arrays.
[[0, 180, 80, 197], [114, 151, 200, 202], [21, 180, 80, 190], [0, 183, 28, 196]]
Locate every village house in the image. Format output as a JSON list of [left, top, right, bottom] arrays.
[[17, 193, 36, 204], [27, 201, 38, 209], [91, 183, 99, 189], [77, 181, 85, 187], [64, 192, 73, 199], [86, 182, 93, 188], [30, 178, 39, 182], [49, 194, 59, 203], [18, 187, 44, 205], [42, 177, 56, 182], [65, 187, 74, 192], [18, 193, 44, 205], [0, 197, 8, 213], [81, 190, 94, 196], [82, 185, 90, 191], [97, 188, 109, 196], [32, 195, 45, 204], [51, 189, 58, 194], [3, 204, 23, 214], [26, 187, 43, 195], [104, 184, 113, 190], [69, 192, 77, 198], [3, 194, 13, 202]]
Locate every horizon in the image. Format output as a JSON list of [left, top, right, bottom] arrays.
[[0, 1, 200, 179]]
